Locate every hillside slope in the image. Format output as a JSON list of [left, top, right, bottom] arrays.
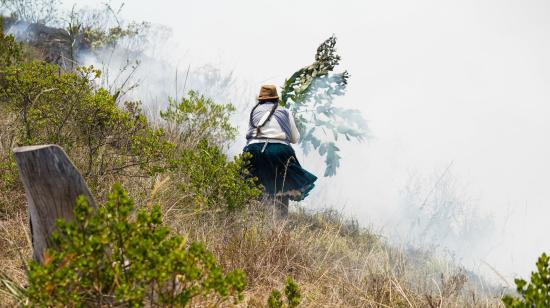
[[0, 16, 507, 307]]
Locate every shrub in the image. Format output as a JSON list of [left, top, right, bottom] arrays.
[[160, 91, 257, 211], [502, 252, 550, 307], [0, 154, 17, 191], [0, 17, 24, 67], [267, 277, 302, 308], [160, 90, 237, 147], [0, 61, 174, 189], [173, 139, 261, 210], [0, 153, 22, 218], [0, 42, 257, 212], [25, 184, 246, 307]]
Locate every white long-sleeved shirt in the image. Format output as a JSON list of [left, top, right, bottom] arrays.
[[246, 103, 300, 144]]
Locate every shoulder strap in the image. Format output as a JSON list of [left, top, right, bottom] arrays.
[[249, 102, 278, 136]]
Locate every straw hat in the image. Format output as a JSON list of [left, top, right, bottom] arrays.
[[257, 85, 279, 101]]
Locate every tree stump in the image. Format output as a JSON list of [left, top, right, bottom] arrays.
[[13, 144, 96, 263]]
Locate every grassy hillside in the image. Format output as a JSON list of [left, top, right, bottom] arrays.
[[0, 13, 513, 307]]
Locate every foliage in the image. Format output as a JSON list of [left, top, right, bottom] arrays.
[[502, 253, 550, 307], [25, 184, 246, 307], [0, 154, 21, 218], [0, 61, 174, 188], [0, 25, 23, 217], [0, 154, 17, 190], [267, 277, 302, 308], [1, 24, 255, 210], [0, 17, 24, 67], [281, 36, 367, 177], [161, 90, 237, 147], [159, 91, 258, 211], [173, 139, 261, 210]]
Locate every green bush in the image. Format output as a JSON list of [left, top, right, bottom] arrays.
[[0, 17, 23, 67], [267, 277, 302, 308], [160, 90, 237, 147], [160, 91, 259, 211], [0, 61, 174, 187], [25, 184, 246, 307], [0, 154, 17, 191], [0, 153, 21, 218], [1, 22, 257, 210], [173, 139, 261, 210], [502, 253, 550, 307], [0, 56, 258, 213]]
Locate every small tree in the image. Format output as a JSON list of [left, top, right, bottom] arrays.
[[502, 253, 550, 307], [25, 184, 246, 307], [173, 139, 261, 210]]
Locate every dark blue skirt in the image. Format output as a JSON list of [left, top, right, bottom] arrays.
[[243, 142, 317, 201]]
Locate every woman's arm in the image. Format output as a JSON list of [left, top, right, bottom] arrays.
[[289, 112, 300, 144]]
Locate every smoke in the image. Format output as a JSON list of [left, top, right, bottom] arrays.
[[5, 19, 32, 40], [391, 165, 496, 271], [76, 16, 516, 287], [71, 20, 260, 161], [65, 21, 244, 106]]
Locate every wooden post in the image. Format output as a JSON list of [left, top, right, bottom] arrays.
[[13, 144, 96, 263]]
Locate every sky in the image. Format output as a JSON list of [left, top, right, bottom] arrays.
[[61, 0, 550, 283]]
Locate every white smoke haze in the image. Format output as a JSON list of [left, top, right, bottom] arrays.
[[78, 38, 257, 151], [5, 19, 32, 40], [45, 0, 550, 286]]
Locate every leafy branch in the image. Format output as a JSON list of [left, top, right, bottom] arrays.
[[503, 252, 550, 307], [281, 35, 367, 177]]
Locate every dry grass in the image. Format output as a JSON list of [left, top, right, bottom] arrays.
[[0, 185, 506, 307], [148, 180, 505, 307]]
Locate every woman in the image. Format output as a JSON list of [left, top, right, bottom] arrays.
[[243, 85, 317, 217]]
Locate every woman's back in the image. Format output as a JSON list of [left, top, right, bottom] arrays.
[[246, 102, 300, 144]]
